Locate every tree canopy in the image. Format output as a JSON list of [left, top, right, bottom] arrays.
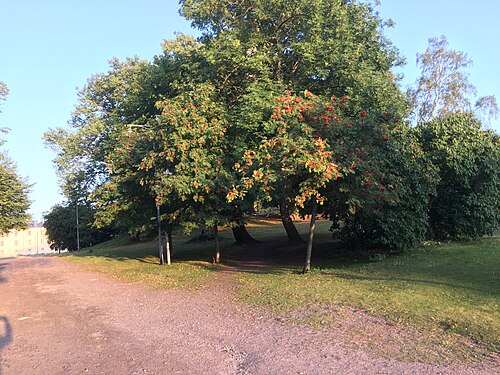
[[44, 3, 499, 270]]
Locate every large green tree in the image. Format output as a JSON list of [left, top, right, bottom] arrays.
[[179, 0, 408, 241]]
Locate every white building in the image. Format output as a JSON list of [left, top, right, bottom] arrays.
[[0, 222, 57, 258]]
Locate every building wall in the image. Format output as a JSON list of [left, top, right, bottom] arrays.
[[0, 226, 56, 258]]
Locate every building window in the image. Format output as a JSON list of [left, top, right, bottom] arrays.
[[28, 231, 31, 236], [0, 241, 3, 246], [14, 240, 18, 246], [28, 240, 31, 245]]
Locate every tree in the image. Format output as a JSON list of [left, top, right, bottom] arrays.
[[0, 154, 31, 233], [43, 202, 117, 251], [328, 121, 437, 251], [417, 113, 500, 240], [0, 82, 31, 233], [411, 35, 498, 124], [151, 85, 240, 262], [234, 91, 397, 272], [179, 0, 408, 242]]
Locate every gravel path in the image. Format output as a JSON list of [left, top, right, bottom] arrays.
[[0, 257, 497, 375]]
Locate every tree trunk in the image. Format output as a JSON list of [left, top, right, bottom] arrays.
[[213, 225, 221, 264], [303, 196, 318, 274], [231, 208, 257, 244], [164, 226, 172, 266], [279, 199, 303, 243]]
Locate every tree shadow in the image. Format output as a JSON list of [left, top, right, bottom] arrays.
[[0, 316, 13, 375]]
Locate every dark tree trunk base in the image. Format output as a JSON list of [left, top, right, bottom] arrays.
[[231, 225, 258, 245], [279, 200, 303, 243]]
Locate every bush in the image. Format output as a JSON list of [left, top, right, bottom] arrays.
[[417, 113, 500, 240], [328, 121, 437, 251]]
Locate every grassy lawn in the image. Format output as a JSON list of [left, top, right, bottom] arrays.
[[61, 219, 499, 354], [237, 225, 499, 354], [63, 231, 231, 290]]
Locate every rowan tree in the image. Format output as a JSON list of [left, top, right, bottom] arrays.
[[234, 90, 395, 272], [149, 86, 241, 262]]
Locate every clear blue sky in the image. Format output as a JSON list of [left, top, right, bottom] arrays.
[[0, 0, 498, 221]]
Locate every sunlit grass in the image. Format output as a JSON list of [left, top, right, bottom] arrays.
[[63, 232, 226, 290], [237, 233, 500, 353]]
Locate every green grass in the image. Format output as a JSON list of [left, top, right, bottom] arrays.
[[63, 232, 230, 290], [61, 219, 499, 355], [236, 231, 500, 354]]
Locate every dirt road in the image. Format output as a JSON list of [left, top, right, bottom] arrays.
[[0, 257, 497, 374]]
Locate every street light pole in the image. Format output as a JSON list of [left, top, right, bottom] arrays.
[[127, 124, 165, 265], [157, 203, 164, 265], [76, 203, 81, 251]]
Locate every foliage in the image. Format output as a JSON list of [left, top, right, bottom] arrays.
[[0, 81, 8, 110], [43, 202, 117, 251], [0, 154, 31, 233], [328, 122, 438, 250], [235, 91, 344, 209], [44, 57, 156, 201], [152, 86, 234, 226], [410, 35, 498, 124], [0, 82, 31, 233], [180, 0, 407, 115], [91, 124, 160, 238], [417, 113, 500, 240]]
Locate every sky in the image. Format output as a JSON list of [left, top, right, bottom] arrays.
[[0, 0, 499, 221]]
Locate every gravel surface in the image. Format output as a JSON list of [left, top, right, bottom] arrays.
[[0, 256, 497, 375]]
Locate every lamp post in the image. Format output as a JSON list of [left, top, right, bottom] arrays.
[[76, 202, 80, 252], [127, 124, 165, 265]]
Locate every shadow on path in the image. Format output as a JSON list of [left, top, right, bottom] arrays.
[[0, 316, 13, 375], [0, 260, 12, 284]]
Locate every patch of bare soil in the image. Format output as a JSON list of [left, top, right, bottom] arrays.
[[0, 257, 498, 375]]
